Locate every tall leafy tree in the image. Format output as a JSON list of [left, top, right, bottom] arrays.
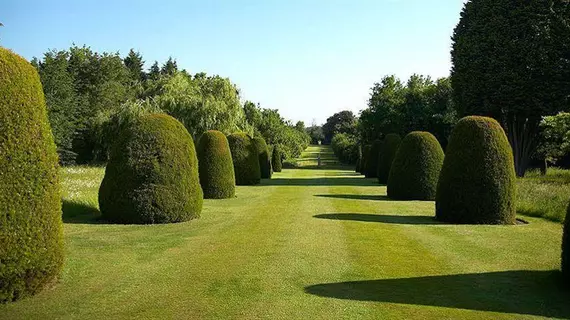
[[123, 49, 145, 82], [322, 110, 357, 144], [451, 0, 570, 176], [161, 57, 178, 76], [35, 50, 78, 163], [148, 61, 161, 80]]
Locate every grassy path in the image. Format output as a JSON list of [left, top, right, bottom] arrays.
[[1, 145, 569, 319]]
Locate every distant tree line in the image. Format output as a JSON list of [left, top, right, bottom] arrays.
[[32, 45, 309, 164]]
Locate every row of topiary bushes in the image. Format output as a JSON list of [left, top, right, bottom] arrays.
[[0, 48, 285, 303], [358, 116, 516, 224]]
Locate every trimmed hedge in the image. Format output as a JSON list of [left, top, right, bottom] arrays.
[[387, 132, 444, 200], [377, 134, 402, 184], [365, 140, 383, 178], [253, 137, 272, 179], [272, 144, 283, 172], [436, 116, 516, 224], [0, 48, 64, 302], [228, 133, 261, 185], [197, 130, 235, 199], [562, 205, 570, 287], [99, 114, 203, 224]]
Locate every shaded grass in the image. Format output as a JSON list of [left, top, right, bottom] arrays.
[[517, 168, 570, 223]]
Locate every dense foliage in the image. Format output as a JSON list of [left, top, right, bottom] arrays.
[[244, 101, 310, 160], [322, 110, 357, 144], [365, 140, 383, 178], [253, 137, 272, 179], [359, 75, 456, 148], [436, 116, 516, 224], [387, 132, 444, 200], [377, 134, 402, 184], [0, 48, 63, 302], [331, 133, 358, 165], [306, 124, 324, 144], [272, 144, 283, 172], [197, 130, 235, 199], [537, 113, 570, 166], [227, 133, 261, 185], [451, 0, 570, 176], [99, 114, 203, 224], [33, 46, 305, 165], [562, 205, 570, 287]]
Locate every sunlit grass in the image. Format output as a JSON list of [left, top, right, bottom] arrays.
[[517, 168, 570, 223], [1, 146, 568, 319]]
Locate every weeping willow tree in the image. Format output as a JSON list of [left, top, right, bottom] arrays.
[[451, 0, 570, 176]]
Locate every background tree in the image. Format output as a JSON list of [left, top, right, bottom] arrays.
[[161, 57, 178, 76], [451, 0, 570, 176], [123, 49, 145, 83], [322, 110, 357, 144]]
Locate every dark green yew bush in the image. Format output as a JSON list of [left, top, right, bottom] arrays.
[[436, 116, 516, 224], [0, 47, 64, 302], [387, 132, 444, 200], [272, 144, 283, 172], [365, 140, 383, 178], [227, 133, 261, 185], [99, 114, 203, 224], [377, 134, 402, 184], [361, 145, 371, 175], [197, 130, 235, 199], [253, 137, 272, 179]]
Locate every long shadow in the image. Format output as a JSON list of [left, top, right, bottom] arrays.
[[314, 213, 441, 225], [62, 200, 105, 224], [260, 177, 379, 187], [315, 194, 389, 201], [305, 270, 570, 318]]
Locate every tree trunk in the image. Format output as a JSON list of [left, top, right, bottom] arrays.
[[506, 115, 540, 178]]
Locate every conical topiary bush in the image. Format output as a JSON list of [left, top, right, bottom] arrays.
[[99, 114, 203, 224], [365, 140, 383, 178], [272, 144, 283, 172], [387, 132, 444, 200], [253, 137, 272, 179], [197, 130, 236, 199], [227, 133, 261, 185], [0, 47, 64, 302], [377, 134, 402, 184], [436, 116, 516, 224]]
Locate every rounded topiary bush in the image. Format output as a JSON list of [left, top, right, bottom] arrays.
[[562, 205, 570, 287], [0, 48, 63, 303], [436, 116, 516, 224], [387, 132, 444, 200], [272, 144, 283, 172], [227, 133, 261, 185], [377, 134, 402, 184], [99, 114, 203, 224], [253, 137, 272, 179], [365, 140, 383, 178], [197, 130, 235, 199]]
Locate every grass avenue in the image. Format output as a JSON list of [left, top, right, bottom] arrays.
[[1, 145, 568, 319]]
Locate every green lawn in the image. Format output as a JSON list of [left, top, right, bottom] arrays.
[[1, 145, 569, 319]]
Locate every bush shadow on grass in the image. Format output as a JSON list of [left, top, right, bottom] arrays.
[[62, 200, 105, 224], [305, 270, 570, 318], [315, 194, 389, 201], [260, 177, 379, 187], [313, 213, 441, 225]]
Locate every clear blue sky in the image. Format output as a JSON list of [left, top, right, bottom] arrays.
[[2, 0, 465, 125]]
